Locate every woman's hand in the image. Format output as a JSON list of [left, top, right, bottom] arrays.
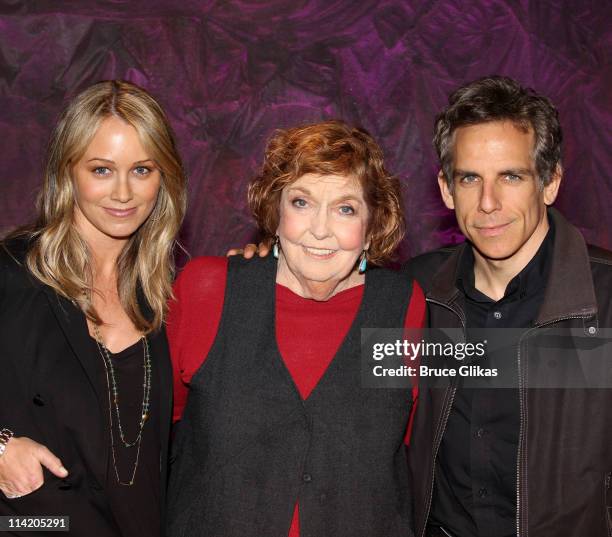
[[0, 437, 68, 498], [225, 241, 271, 258]]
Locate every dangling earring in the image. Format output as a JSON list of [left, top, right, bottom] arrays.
[[272, 236, 280, 259], [358, 251, 367, 273]]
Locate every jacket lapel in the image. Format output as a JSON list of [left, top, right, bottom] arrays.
[[428, 242, 466, 306], [535, 208, 598, 325], [42, 286, 104, 406], [426, 209, 598, 325], [42, 280, 173, 503]]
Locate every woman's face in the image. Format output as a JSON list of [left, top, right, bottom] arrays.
[[276, 173, 370, 296], [72, 116, 161, 246]]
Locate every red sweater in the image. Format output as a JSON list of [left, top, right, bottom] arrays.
[[166, 257, 425, 537]]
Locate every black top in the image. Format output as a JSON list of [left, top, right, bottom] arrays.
[[0, 237, 173, 537], [430, 222, 554, 537], [90, 337, 161, 537]]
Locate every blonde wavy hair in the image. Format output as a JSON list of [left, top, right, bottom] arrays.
[[8, 80, 187, 333]]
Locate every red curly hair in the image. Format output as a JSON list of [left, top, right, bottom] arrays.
[[248, 120, 404, 265]]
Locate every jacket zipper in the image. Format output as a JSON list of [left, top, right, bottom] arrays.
[[515, 314, 591, 537], [606, 472, 612, 537], [419, 298, 466, 537]]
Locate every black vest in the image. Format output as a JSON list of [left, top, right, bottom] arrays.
[[167, 256, 415, 537]]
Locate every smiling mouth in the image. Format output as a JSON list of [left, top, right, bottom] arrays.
[[474, 222, 511, 237], [103, 207, 137, 217], [302, 246, 338, 258]]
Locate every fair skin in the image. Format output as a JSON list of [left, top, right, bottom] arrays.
[[73, 115, 161, 351], [275, 173, 370, 301], [0, 116, 161, 498], [438, 120, 562, 301]]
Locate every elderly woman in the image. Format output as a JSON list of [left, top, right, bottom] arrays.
[[0, 81, 186, 536], [166, 120, 425, 537]]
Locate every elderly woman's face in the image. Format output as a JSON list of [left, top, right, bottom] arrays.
[[277, 173, 369, 289]]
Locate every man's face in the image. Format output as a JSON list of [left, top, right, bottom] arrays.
[[438, 120, 561, 265]]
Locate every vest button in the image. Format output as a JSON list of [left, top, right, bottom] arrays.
[[33, 394, 45, 406], [302, 473, 312, 483]]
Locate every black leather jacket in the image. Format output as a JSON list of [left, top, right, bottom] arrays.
[[405, 208, 612, 537]]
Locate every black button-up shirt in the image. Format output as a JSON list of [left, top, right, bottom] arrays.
[[429, 222, 554, 537]]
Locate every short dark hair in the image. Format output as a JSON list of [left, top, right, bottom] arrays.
[[433, 76, 563, 188]]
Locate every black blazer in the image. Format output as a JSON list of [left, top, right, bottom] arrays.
[[0, 239, 173, 536]]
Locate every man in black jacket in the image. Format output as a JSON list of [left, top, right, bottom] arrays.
[[407, 76, 612, 537]]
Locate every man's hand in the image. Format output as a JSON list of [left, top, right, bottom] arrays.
[[0, 436, 68, 498], [226, 241, 271, 258]]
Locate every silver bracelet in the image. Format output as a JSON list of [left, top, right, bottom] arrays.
[[0, 428, 14, 457]]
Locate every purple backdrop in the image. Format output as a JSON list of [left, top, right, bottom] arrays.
[[1, 0, 610, 261]]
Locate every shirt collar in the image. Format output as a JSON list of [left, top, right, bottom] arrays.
[[456, 216, 555, 304]]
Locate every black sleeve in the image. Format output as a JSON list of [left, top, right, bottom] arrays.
[[0, 244, 40, 438]]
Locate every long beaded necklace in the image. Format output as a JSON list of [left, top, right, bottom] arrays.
[[93, 324, 152, 486]]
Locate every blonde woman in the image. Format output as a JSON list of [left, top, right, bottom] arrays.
[[0, 81, 186, 536]]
